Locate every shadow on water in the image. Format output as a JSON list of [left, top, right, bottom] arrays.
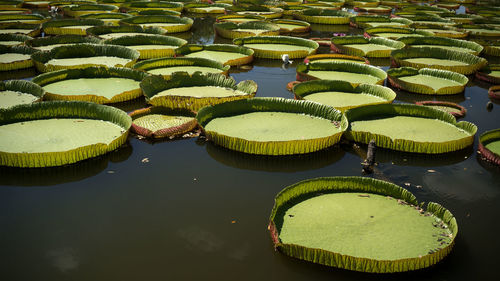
[[2, 68, 37, 81], [0, 141, 132, 186], [206, 142, 346, 173], [111, 96, 148, 114], [344, 141, 474, 167], [393, 88, 467, 104]]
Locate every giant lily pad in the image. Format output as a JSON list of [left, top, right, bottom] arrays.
[[391, 47, 488, 75], [478, 129, 500, 166], [120, 1, 184, 12], [415, 101, 467, 118], [141, 72, 257, 111], [351, 15, 413, 29], [475, 64, 500, 84], [176, 44, 254, 66], [271, 19, 310, 34], [0, 101, 131, 168], [387, 67, 468, 95], [293, 80, 396, 112], [133, 57, 230, 78], [32, 66, 148, 104], [0, 79, 44, 109], [0, 45, 35, 71], [397, 36, 483, 55], [0, 23, 41, 37], [296, 61, 387, 85], [0, 33, 31, 47], [62, 4, 119, 17], [87, 25, 167, 40], [215, 14, 266, 24], [233, 36, 319, 59], [183, 3, 230, 14], [214, 21, 280, 39], [0, 13, 47, 26], [25, 34, 102, 52], [305, 53, 369, 64], [331, 35, 405, 58], [364, 26, 433, 39], [268, 176, 458, 273], [42, 19, 105, 36], [103, 34, 187, 59], [31, 43, 139, 72], [344, 103, 477, 153], [119, 15, 193, 33], [196, 97, 348, 155], [233, 6, 283, 19], [80, 12, 133, 26], [129, 106, 197, 139], [294, 8, 353, 24]]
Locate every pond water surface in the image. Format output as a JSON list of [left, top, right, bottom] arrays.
[[1, 12, 500, 281]]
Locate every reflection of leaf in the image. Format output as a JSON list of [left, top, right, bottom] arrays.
[[176, 226, 223, 253], [46, 248, 79, 272], [141, 157, 149, 163]]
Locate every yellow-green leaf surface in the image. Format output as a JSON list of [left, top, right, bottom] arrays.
[[185, 50, 248, 64], [280, 193, 452, 260], [0, 119, 124, 153], [42, 78, 140, 99], [147, 66, 224, 76], [0, 90, 38, 109], [133, 114, 195, 132], [154, 86, 248, 98], [204, 112, 342, 142], [304, 91, 387, 109], [46, 56, 131, 67]]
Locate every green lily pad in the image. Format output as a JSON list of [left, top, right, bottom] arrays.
[[344, 104, 477, 153], [296, 61, 387, 85], [197, 97, 348, 155], [129, 106, 197, 139], [269, 176, 458, 273], [0, 101, 131, 168], [233, 36, 319, 59], [0, 79, 44, 109], [332, 35, 405, 58], [293, 80, 396, 112], [479, 129, 500, 166], [176, 44, 254, 66], [133, 57, 230, 78], [387, 67, 468, 95]]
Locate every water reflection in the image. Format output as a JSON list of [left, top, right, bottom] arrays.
[[421, 166, 500, 202], [206, 142, 345, 172], [111, 97, 148, 114], [0, 142, 132, 186], [2, 68, 37, 81], [46, 248, 79, 272], [344, 141, 474, 167], [394, 88, 467, 104]]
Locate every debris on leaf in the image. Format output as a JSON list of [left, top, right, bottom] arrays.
[[141, 158, 149, 163]]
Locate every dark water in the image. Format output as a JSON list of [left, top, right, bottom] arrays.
[[2, 13, 500, 281]]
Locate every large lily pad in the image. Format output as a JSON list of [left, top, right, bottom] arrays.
[[305, 53, 369, 64], [62, 4, 119, 17], [351, 15, 413, 29], [294, 8, 353, 24], [296, 61, 387, 85], [176, 44, 254, 66], [133, 57, 230, 78], [25, 34, 102, 52], [214, 21, 280, 39], [0, 33, 31, 47], [364, 26, 433, 39], [475, 64, 500, 84], [397, 36, 484, 55], [0, 13, 47, 26], [0, 45, 35, 71], [415, 101, 467, 118], [0, 23, 41, 37], [479, 129, 500, 166], [196, 97, 348, 155], [391, 47, 487, 75], [271, 19, 310, 34], [215, 14, 266, 24], [344, 103, 477, 153], [129, 106, 197, 139], [42, 19, 105, 36], [141, 72, 257, 111], [387, 67, 468, 95], [293, 80, 395, 112], [331, 35, 405, 58], [233, 36, 319, 59], [0, 101, 131, 168], [87, 25, 167, 40], [120, 1, 184, 12], [0, 79, 44, 109], [32, 66, 148, 104], [103, 34, 187, 59], [183, 3, 230, 14], [31, 43, 139, 72], [119, 15, 193, 33], [80, 12, 133, 26], [269, 176, 457, 273]]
